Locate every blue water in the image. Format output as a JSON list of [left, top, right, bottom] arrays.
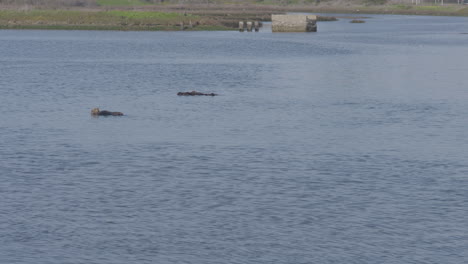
[[1, 14, 467, 264]]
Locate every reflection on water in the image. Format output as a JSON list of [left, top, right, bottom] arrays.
[[1, 14, 468, 264]]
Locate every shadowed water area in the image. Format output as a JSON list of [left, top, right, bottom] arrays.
[[1, 14, 467, 264]]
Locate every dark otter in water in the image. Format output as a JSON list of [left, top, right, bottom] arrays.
[[91, 108, 123, 116], [177, 91, 217, 96]]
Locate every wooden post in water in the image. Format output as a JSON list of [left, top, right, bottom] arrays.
[[189, 20, 193, 29], [254, 21, 259, 32], [246, 21, 253, 32], [239, 21, 244, 32], [180, 21, 184, 30]]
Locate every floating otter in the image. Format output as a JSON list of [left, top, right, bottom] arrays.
[[177, 91, 217, 96], [91, 108, 123, 116]]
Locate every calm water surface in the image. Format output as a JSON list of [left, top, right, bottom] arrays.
[[1, 14, 468, 264]]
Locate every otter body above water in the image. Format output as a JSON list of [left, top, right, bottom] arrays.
[[177, 91, 217, 96], [91, 108, 123, 116]]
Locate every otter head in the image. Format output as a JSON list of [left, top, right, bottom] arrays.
[[91, 108, 100, 115]]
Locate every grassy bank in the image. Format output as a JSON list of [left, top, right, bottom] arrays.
[[0, 2, 467, 31], [0, 9, 237, 31], [310, 4, 468, 16]]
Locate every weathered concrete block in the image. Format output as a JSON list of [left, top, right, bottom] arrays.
[[239, 21, 244, 32], [272, 15, 317, 32], [246, 21, 253, 32]]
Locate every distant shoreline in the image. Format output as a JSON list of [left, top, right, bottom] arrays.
[[0, 4, 467, 31]]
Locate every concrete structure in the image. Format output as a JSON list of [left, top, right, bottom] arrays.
[[239, 21, 261, 32], [254, 21, 259, 32], [239, 21, 244, 32], [271, 15, 317, 32], [246, 21, 253, 32]]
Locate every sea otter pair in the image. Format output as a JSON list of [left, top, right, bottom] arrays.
[[92, 91, 217, 116]]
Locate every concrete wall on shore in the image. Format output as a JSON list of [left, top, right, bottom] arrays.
[[271, 15, 317, 32]]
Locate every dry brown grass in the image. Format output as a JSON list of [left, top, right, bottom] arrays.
[[0, 0, 96, 7]]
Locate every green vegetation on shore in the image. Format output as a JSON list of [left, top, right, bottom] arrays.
[[0, 9, 235, 31], [1, 1, 468, 31], [96, 0, 149, 6], [366, 3, 468, 15]]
